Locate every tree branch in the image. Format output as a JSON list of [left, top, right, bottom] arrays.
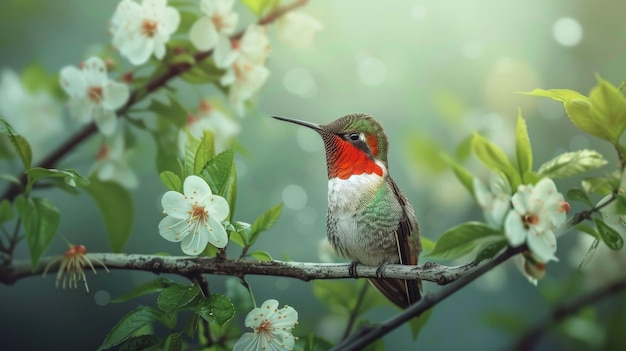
[[0, 252, 483, 286], [514, 276, 626, 351], [0, 0, 309, 202], [330, 246, 524, 351]]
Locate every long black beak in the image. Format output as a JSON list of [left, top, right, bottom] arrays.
[[272, 116, 323, 132]]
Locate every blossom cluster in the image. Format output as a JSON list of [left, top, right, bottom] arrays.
[[474, 175, 569, 284]]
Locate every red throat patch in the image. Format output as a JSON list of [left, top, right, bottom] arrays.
[[327, 136, 383, 179]]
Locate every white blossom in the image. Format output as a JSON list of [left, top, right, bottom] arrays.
[[276, 12, 322, 48], [158, 175, 230, 254], [59, 57, 129, 135], [110, 0, 180, 65], [189, 0, 238, 51], [179, 100, 240, 154], [0, 69, 63, 156], [504, 178, 568, 262], [473, 172, 511, 227], [92, 133, 138, 189], [233, 299, 298, 351]]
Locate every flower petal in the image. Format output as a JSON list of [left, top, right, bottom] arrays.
[[161, 191, 190, 219], [82, 57, 108, 86], [102, 81, 130, 110], [94, 109, 117, 135], [189, 17, 219, 51], [60, 66, 87, 97], [245, 299, 279, 327], [527, 229, 558, 262], [183, 175, 213, 201], [67, 97, 93, 123], [206, 195, 229, 222], [161, 6, 181, 35], [232, 332, 259, 351], [181, 230, 209, 255], [270, 305, 298, 329], [206, 216, 228, 248], [158, 216, 188, 242], [504, 210, 527, 246]]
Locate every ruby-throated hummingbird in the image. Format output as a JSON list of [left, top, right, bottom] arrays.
[[273, 114, 422, 308]]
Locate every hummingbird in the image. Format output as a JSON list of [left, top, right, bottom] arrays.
[[273, 113, 422, 308]]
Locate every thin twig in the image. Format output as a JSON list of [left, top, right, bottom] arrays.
[[514, 276, 626, 351], [341, 282, 370, 340], [331, 246, 525, 351]]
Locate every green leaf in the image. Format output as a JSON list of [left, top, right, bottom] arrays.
[[482, 311, 528, 334], [223, 163, 237, 220], [563, 98, 615, 142], [112, 278, 176, 303], [148, 94, 187, 127], [183, 314, 199, 338], [153, 117, 182, 176], [15, 196, 60, 270], [567, 188, 593, 207], [523, 88, 587, 102], [589, 75, 626, 143], [159, 311, 178, 330], [249, 250, 273, 261], [537, 150, 607, 179], [441, 153, 475, 197], [302, 333, 334, 351], [119, 335, 162, 351], [0, 119, 32, 170], [515, 110, 533, 181], [85, 177, 134, 253], [97, 306, 164, 351], [194, 131, 215, 175], [240, 0, 279, 16], [200, 148, 235, 195], [575, 223, 599, 239], [594, 218, 624, 250], [408, 307, 434, 340], [249, 203, 283, 246], [616, 194, 626, 215], [25, 167, 90, 193], [157, 284, 200, 312], [427, 222, 503, 260], [474, 239, 508, 264], [163, 332, 182, 351], [184, 130, 201, 177], [0, 199, 14, 224], [471, 132, 520, 189], [583, 174, 620, 195], [197, 293, 235, 325], [160, 171, 182, 192], [420, 236, 436, 253]]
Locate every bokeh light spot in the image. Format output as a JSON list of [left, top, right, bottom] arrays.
[[283, 67, 317, 98], [275, 277, 290, 291], [411, 4, 428, 21], [282, 184, 308, 210], [553, 17, 583, 47], [357, 57, 387, 86], [94, 290, 111, 306]]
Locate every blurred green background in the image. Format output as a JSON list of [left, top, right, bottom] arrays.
[[1, 0, 626, 350]]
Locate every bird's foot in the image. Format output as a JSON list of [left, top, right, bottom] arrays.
[[375, 262, 389, 279], [349, 261, 359, 278]]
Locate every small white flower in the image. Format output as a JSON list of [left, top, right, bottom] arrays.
[[59, 57, 130, 135], [0, 69, 63, 156], [189, 0, 238, 52], [514, 253, 546, 286], [276, 12, 322, 49], [473, 172, 511, 227], [504, 178, 569, 262], [110, 0, 180, 65], [215, 24, 270, 68], [158, 175, 230, 254], [233, 299, 298, 351], [179, 100, 240, 154], [92, 133, 138, 189]]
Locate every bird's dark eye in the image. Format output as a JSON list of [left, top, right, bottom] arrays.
[[349, 133, 360, 141]]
